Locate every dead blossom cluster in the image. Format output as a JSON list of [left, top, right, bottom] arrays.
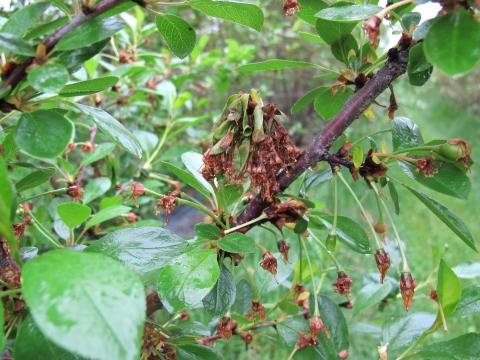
[[201, 90, 300, 202]]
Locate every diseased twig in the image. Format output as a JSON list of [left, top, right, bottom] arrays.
[[235, 44, 411, 227], [0, 0, 127, 111]]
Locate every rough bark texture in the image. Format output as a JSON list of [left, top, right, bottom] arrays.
[[236, 46, 410, 226]]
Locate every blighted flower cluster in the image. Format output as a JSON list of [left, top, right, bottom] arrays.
[[202, 90, 300, 202]]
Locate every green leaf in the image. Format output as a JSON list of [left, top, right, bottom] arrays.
[[401, 12, 421, 32], [232, 279, 253, 315], [316, 19, 356, 44], [405, 186, 475, 251], [298, 32, 327, 45], [237, 59, 318, 73], [57, 39, 109, 71], [218, 233, 256, 254], [57, 202, 92, 229], [181, 152, 215, 197], [195, 223, 221, 240], [387, 180, 400, 215], [399, 161, 471, 199], [330, 34, 358, 64], [382, 312, 436, 358], [190, 0, 264, 32], [84, 205, 131, 229], [424, 10, 480, 76], [157, 249, 220, 312], [2, 2, 50, 36], [0, 32, 35, 56], [297, 0, 327, 26], [352, 282, 392, 316], [352, 144, 363, 169], [27, 64, 69, 94], [177, 344, 222, 360], [314, 87, 353, 120], [87, 226, 187, 282], [454, 285, 480, 318], [408, 43, 433, 86], [14, 315, 82, 360], [161, 161, 211, 200], [59, 76, 118, 97], [14, 110, 74, 159], [25, 16, 69, 40], [56, 18, 125, 51], [0, 158, 16, 259], [315, 4, 381, 22], [75, 104, 142, 158], [81, 143, 116, 165], [415, 333, 480, 359], [292, 87, 325, 114], [309, 214, 371, 254], [437, 259, 462, 319], [156, 14, 196, 59], [203, 264, 236, 315], [392, 117, 423, 151], [16, 167, 55, 193], [22, 250, 145, 360], [83, 177, 111, 204]]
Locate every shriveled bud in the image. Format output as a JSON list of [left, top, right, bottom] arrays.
[[339, 300, 353, 309], [374, 222, 388, 235], [296, 333, 318, 349], [260, 251, 278, 276], [126, 212, 137, 223], [251, 301, 266, 321], [82, 142, 95, 153], [155, 190, 180, 224], [416, 157, 438, 177], [429, 289, 438, 302], [180, 310, 189, 320], [240, 330, 254, 345], [374, 249, 391, 283], [338, 350, 349, 359], [277, 240, 290, 263], [400, 272, 416, 310], [67, 185, 84, 202], [309, 316, 328, 337], [333, 271, 352, 297]]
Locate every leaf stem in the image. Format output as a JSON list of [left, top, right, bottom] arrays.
[[308, 230, 343, 271], [29, 213, 63, 248], [224, 213, 268, 235], [19, 187, 68, 203], [300, 236, 319, 317], [0, 288, 21, 297], [337, 172, 381, 249]]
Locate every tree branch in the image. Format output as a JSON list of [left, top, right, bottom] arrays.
[[0, 0, 126, 107], [236, 45, 410, 226]]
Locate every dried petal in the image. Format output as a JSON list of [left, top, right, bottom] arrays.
[[155, 191, 180, 224], [67, 185, 84, 202], [363, 16, 382, 47], [283, 0, 300, 16], [416, 157, 438, 177], [131, 182, 145, 208], [309, 316, 328, 337], [277, 240, 290, 263], [217, 317, 237, 340]]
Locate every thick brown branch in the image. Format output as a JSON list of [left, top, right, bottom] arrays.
[[0, 0, 126, 106], [236, 46, 410, 225]]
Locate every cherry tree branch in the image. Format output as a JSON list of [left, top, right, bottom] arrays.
[[0, 0, 127, 107], [236, 45, 410, 226]]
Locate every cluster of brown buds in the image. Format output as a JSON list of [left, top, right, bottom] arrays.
[[118, 47, 137, 64], [155, 187, 181, 224], [141, 323, 175, 360], [374, 249, 391, 284], [283, 0, 300, 16], [202, 90, 299, 202], [333, 272, 353, 300], [400, 272, 416, 310]]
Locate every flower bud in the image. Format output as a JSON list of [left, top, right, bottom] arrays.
[[217, 316, 237, 340], [438, 139, 473, 170], [131, 182, 145, 208]]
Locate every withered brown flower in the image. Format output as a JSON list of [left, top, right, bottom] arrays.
[[283, 0, 300, 16], [363, 16, 382, 47], [400, 272, 416, 310], [359, 150, 388, 181], [155, 190, 180, 224], [309, 316, 328, 338], [374, 249, 391, 284], [416, 157, 438, 177], [260, 251, 278, 276], [333, 271, 352, 297], [296, 333, 318, 350], [217, 317, 237, 340], [67, 185, 84, 202], [250, 301, 266, 321]]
